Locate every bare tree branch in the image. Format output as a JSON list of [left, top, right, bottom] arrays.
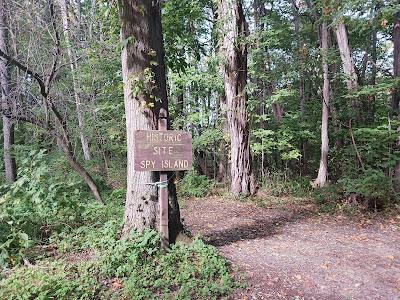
[[0, 49, 47, 97], [0, 107, 49, 129], [46, 1, 62, 91]]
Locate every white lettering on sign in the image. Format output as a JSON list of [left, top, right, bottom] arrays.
[[153, 146, 174, 155], [134, 130, 193, 171], [146, 132, 182, 142], [140, 160, 156, 169]]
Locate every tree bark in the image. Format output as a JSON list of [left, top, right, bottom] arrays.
[[217, 94, 228, 182], [219, 0, 256, 196], [272, 101, 284, 123], [335, 21, 358, 91], [118, 0, 182, 240], [313, 22, 330, 188], [335, 20, 361, 123], [0, 0, 16, 182], [58, 0, 91, 161]]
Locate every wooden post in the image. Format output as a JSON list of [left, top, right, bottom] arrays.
[[158, 108, 169, 249]]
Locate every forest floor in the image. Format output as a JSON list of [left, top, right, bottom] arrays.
[[180, 194, 400, 300]]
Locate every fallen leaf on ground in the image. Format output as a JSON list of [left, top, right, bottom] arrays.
[[111, 278, 123, 289]]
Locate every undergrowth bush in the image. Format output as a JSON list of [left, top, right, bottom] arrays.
[[50, 192, 125, 253], [0, 261, 101, 300], [1, 183, 238, 299], [262, 172, 311, 197], [177, 170, 214, 197], [339, 169, 397, 210], [0, 150, 85, 267], [312, 184, 343, 213], [311, 170, 398, 213], [1, 227, 239, 299], [97, 229, 237, 299]]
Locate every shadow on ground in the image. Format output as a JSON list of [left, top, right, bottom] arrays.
[[206, 209, 314, 247]]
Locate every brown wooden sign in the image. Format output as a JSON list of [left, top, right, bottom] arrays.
[[134, 130, 193, 171]]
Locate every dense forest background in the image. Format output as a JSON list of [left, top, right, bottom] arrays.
[[2, 0, 399, 200], [0, 0, 399, 298]]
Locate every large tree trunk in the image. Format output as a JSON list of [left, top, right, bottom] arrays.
[[313, 22, 330, 188], [118, 0, 182, 240], [0, 0, 16, 182], [335, 21, 360, 122], [335, 21, 358, 90], [393, 4, 400, 191], [219, 0, 256, 196], [58, 0, 91, 161]]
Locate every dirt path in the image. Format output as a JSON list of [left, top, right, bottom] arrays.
[[180, 196, 400, 300]]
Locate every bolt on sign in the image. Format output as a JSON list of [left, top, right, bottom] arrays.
[[134, 130, 193, 172]]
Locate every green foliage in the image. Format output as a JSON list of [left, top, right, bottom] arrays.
[[192, 128, 224, 153], [177, 170, 214, 197], [312, 185, 343, 206], [1, 232, 237, 300], [1, 213, 237, 300], [344, 79, 400, 100], [339, 169, 397, 209], [126, 240, 237, 299], [51, 218, 122, 254], [263, 172, 311, 197], [252, 126, 302, 162], [50, 192, 124, 254], [99, 229, 237, 300], [0, 261, 101, 300], [162, 0, 209, 72], [1, 183, 237, 299], [333, 122, 399, 183], [0, 150, 85, 267]]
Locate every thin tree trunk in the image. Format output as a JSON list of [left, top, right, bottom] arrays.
[[92, 109, 110, 176], [173, 92, 184, 180], [313, 22, 330, 188], [216, 94, 228, 182], [72, 0, 81, 27], [368, 9, 378, 123], [88, 0, 97, 39], [253, 0, 267, 122], [118, 0, 182, 240], [272, 101, 284, 123], [393, 2, 400, 190], [330, 57, 343, 151], [58, 0, 91, 161], [2, 117, 16, 182], [197, 150, 209, 177], [0, 0, 16, 182], [214, 6, 228, 184], [219, 0, 256, 196], [57, 136, 102, 202], [292, 0, 306, 115], [371, 25, 378, 86]]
